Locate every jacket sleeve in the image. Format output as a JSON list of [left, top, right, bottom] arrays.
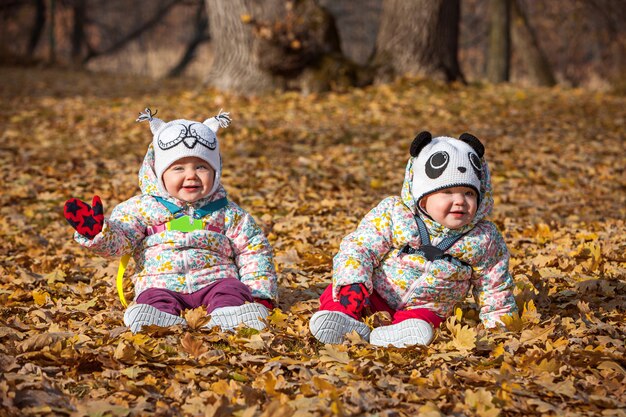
[[332, 197, 396, 302], [227, 208, 278, 301], [470, 224, 518, 328], [74, 198, 147, 259]]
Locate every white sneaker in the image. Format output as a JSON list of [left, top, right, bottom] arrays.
[[369, 319, 434, 348], [124, 304, 187, 333], [309, 311, 371, 344], [206, 303, 269, 331]]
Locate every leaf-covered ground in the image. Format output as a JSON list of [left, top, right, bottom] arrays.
[[0, 66, 624, 417]]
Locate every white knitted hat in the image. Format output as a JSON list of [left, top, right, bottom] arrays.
[[410, 132, 484, 207], [137, 108, 231, 196]]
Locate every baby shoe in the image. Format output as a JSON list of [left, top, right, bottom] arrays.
[[206, 303, 269, 331], [369, 319, 434, 348], [309, 310, 371, 344], [124, 303, 187, 333]]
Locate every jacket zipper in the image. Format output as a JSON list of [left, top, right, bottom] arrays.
[[183, 232, 192, 292], [401, 259, 432, 307], [184, 203, 193, 292]]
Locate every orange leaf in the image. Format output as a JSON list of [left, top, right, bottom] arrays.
[[180, 332, 208, 357]]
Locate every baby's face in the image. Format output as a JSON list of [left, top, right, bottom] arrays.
[[162, 157, 215, 202], [419, 186, 478, 229]]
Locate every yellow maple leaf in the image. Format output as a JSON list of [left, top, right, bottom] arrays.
[[454, 307, 463, 322], [299, 383, 315, 397], [501, 312, 523, 332], [113, 340, 136, 363], [180, 332, 208, 358], [44, 269, 66, 284], [521, 299, 542, 324], [597, 361, 626, 377], [184, 306, 210, 329], [210, 379, 232, 396], [575, 231, 599, 241], [244, 333, 266, 350], [312, 375, 336, 393], [370, 178, 383, 189], [364, 310, 392, 328], [586, 241, 602, 271], [267, 309, 289, 327], [535, 376, 577, 398], [491, 342, 505, 358], [141, 374, 158, 386], [530, 358, 561, 375], [534, 223, 552, 244], [448, 323, 477, 352], [31, 289, 51, 306], [319, 345, 350, 364], [464, 388, 501, 417], [519, 324, 555, 345], [254, 371, 286, 398], [418, 402, 444, 417]]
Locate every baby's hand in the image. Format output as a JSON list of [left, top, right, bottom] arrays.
[[64, 196, 104, 239], [253, 298, 274, 310], [338, 283, 370, 316]]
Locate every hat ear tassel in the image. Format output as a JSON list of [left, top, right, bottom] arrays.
[[136, 107, 164, 134], [204, 109, 231, 133]]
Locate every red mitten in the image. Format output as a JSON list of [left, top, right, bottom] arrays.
[[64, 196, 104, 239], [254, 298, 274, 310], [338, 283, 370, 317]]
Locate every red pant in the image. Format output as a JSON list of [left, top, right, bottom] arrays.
[[318, 284, 444, 328]]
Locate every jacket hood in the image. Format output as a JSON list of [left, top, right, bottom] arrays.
[[400, 153, 494, 236], [138, 143, 227, 206]]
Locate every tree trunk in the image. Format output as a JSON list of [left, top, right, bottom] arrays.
[[27, 0, 46, 57], [436, 0, 464, 82], [510, 0, 556, 86], [486, 0, 510, 83], [371, 0, 464, 83], [204, 0, 276, 93], [71, 0, 86, 67], [47, 0, 56, 64], [204, 0, 362, 94]]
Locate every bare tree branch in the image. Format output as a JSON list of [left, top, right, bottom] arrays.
[[167, 1, 210, 78], [82, 0, 179, 64]]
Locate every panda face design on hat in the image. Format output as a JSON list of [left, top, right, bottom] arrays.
[[410, 131, 485, 209], [137, 108, 231, 198]]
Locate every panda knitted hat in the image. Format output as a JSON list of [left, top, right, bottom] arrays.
[[136, 108, 231, 197], [410, 131, 485, 207]]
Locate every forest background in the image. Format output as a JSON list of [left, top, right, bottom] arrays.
[[0, 1, 625, 416]]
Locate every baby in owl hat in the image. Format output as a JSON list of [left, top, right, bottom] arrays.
[[310, 132, 518, 347], [64, 108, 277, 333]]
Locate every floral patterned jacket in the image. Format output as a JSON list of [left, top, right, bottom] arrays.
[[74, 145, 277, 301], [332, 156, 517, 328]]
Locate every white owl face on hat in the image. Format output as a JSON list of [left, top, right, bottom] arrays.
[[410, 131, 484, 207], [156, 121, 217, 151]]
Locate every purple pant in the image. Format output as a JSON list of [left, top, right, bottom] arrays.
[[135, 278, 254, 316]]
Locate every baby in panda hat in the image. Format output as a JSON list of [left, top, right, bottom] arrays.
[[310, 132, 518, 347], [64, 108, 277, 333]]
